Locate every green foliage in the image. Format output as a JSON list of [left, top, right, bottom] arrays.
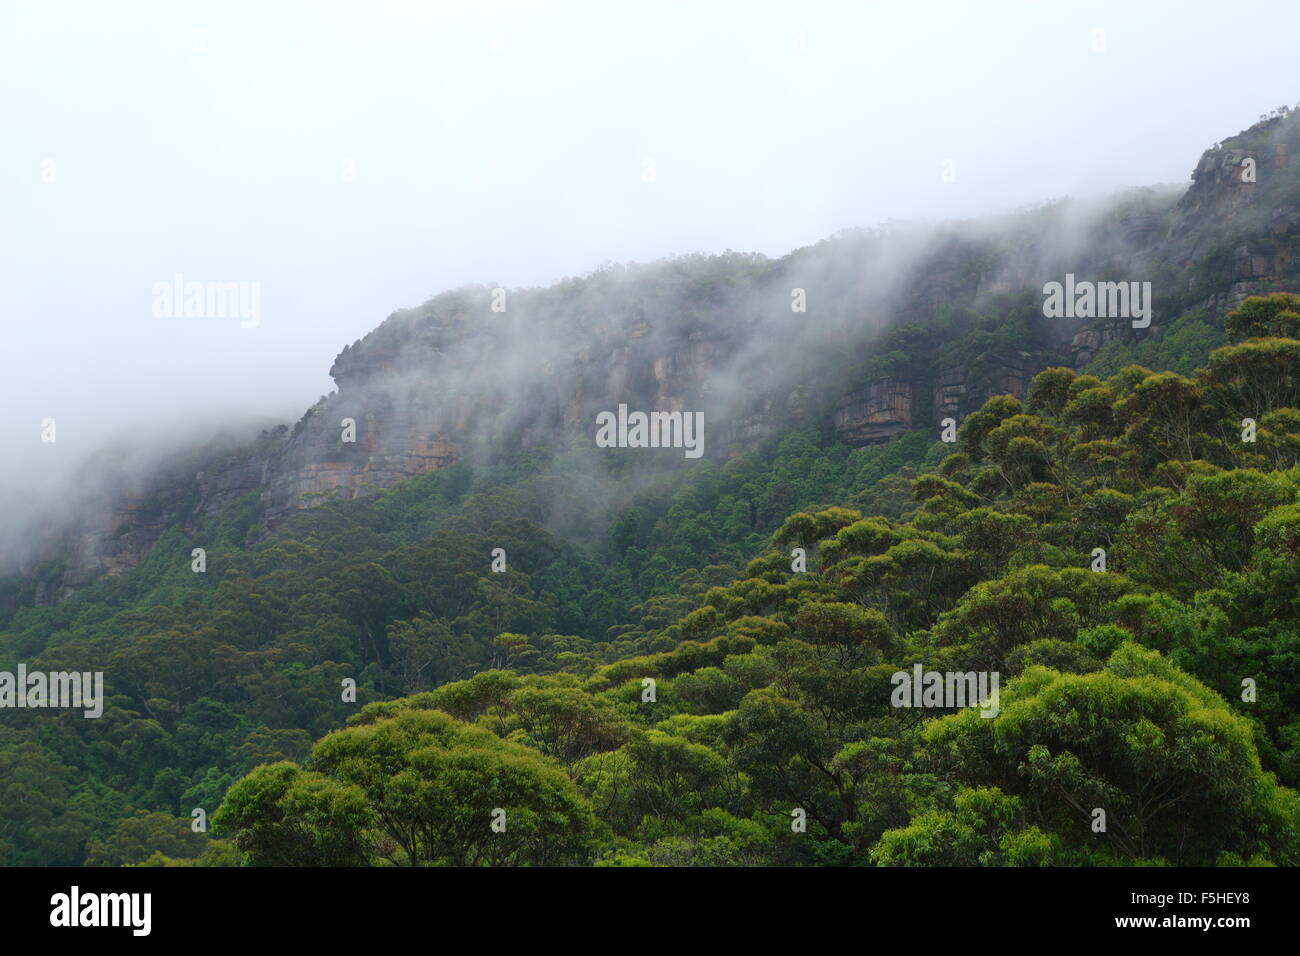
[[1088, 310, 1225, 378], [1225, 293, 1300, 343], [5, 293, 1300, 866], [923, 645, 1299, 864]]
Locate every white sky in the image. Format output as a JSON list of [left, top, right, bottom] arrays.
[[1, 0, 1297, 500]]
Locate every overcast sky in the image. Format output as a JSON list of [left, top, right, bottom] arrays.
[[2, 0, 1298, 500]]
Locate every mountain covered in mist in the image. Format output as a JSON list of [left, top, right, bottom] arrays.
[[6, 110, 1299, 608], [3, 108, 1300, 869]]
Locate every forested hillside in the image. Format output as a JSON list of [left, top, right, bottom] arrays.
[[204, 292, 1300, 867], [4, 292, 1300, 866], [14, 106, 1298, 606], [3, 108, 1300, 868]]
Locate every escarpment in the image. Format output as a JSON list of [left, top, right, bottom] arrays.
[[14, 111, 1300, 602]]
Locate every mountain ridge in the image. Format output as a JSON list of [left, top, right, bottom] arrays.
[[8, 109, 1300, 607]]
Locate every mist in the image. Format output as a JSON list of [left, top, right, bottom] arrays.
[[2, 0, 1298, 566]]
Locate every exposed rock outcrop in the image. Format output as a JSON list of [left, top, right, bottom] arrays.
[[834, 379, 912, 444], [933, 352, 1036, 421], [15, 111, 1300, 603], [1069, 320, 1128, 367]]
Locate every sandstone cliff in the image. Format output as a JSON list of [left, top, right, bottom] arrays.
[[16, 111, 1300, 601]]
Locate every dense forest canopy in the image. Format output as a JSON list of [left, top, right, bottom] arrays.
[[3, 291, 1299, 867]]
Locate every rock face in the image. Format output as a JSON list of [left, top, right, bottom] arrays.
[[1158, 110, 1300, 313], [933, 352, 1036, 422], [261, 395, 464, 525], [14, 111, 1300, 601], [1175, 132, 1286, 229], [834, 380, 913, 444], [58, 489, 168, 595], [1069, 320, 1128, 367]]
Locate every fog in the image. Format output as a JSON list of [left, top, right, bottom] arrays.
[[2, 0, 1298, 559]]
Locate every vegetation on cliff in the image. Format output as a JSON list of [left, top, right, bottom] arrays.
[[4, 294, 1299, 866]]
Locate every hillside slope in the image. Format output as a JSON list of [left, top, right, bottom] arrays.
[[2, 111, 1299, 867], [8, 111, 1300, 609]]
